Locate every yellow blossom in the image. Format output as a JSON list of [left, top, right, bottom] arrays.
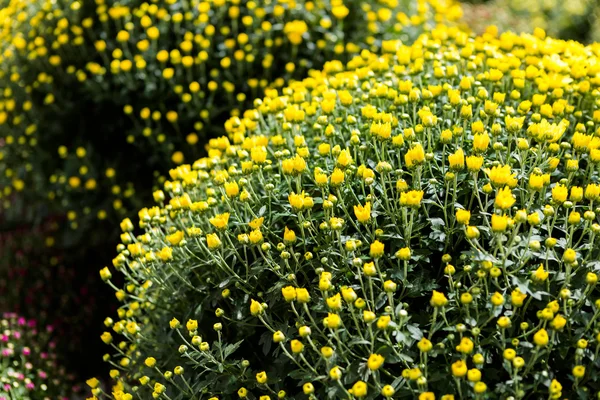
[[451, 360, 467, 377], [494, 187, 515, 210], [448, 148, 465, 170], [369, 240, 385, 258], [456, 209, 471, 225], [354, 202, 371, 223], [430, 290, 448, 307], [209, 213, 230, 230], [282, 286, 297, 302], [400, 190, 424, 207], [533, 329, 549, 347], [487, 165, 517, 188], [206, 233, 222, 249], [405, 143, 425, 168], [350, 381, 367, 398], [283, 227, 296, 243], [367, 354, 385, 370], [491, 214, 509, 232]]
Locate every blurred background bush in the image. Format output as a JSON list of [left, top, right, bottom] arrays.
[[460, 0, 600, 42], [0, 312, 78, 398]]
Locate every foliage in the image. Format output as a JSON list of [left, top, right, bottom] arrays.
[[91, 23, 600, 399]]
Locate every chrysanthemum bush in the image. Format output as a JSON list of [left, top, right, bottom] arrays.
[[0, 0, 461, 226], [0, 0, 457, 377], [0, 0, 139, 353], [94, 26, 600, 399], [85, 0, 462, 166], [0, 0, 138, 227], [0, 313, 77, 399]]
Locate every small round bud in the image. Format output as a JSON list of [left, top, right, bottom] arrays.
[[529, 240, 541, 251]]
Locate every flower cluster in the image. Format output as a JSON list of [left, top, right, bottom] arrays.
[[0, 0, 460, 386], [82, 0, 462, 165], [0, 0, 137, 227], [91, 22, 600, 399], [0, 0, 461, 227], [0, 0, 146, 349], [0, 313, 76, 399]]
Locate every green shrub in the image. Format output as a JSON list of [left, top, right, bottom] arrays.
[[92, 24, 600, 399]]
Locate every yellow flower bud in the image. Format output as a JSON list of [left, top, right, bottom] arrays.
[[250, 299, 264, 316], [273, 331, 285, 343], [367, 354, 385, 370], [451, 360, 467, 377], [256, 371, 267, 384], [350, 381, 367, 398], [456, 209, 471, 225], [281, 286, 297, 302], [533, 328, 549, 347], [430, 290, 448, 307], [329, 366, 343, 380], [290, 339, 304, 353]]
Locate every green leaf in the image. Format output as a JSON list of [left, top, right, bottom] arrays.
[[223, 340, 244, 359]]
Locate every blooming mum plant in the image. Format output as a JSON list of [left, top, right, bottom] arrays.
[[84, 0, 463, 165], [0, 0, 461, 227], [0, 313, 76, 399], [0, 0, 459, 381], [93, 25, 600, 399]]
